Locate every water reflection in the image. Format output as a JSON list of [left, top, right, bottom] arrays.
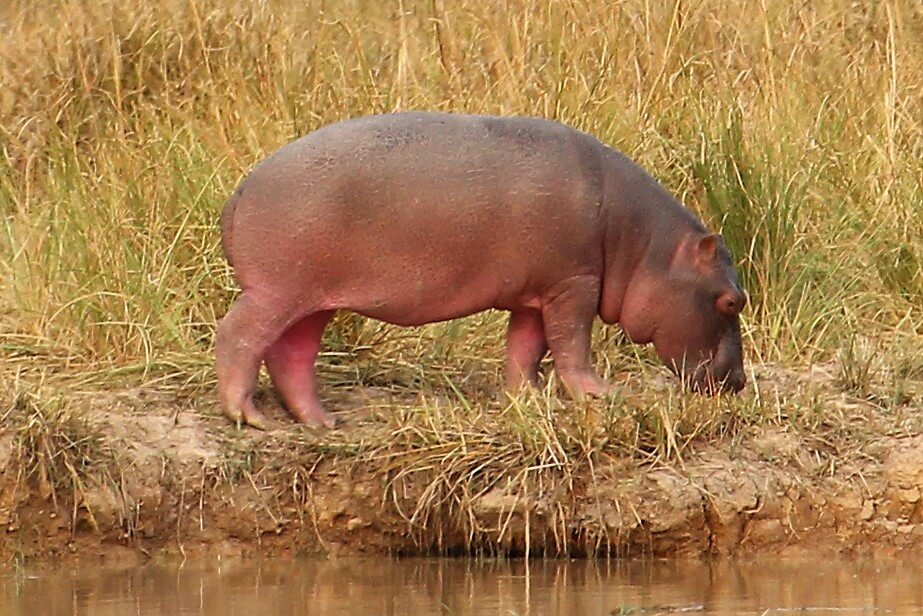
[[1, 556, 920, 615]]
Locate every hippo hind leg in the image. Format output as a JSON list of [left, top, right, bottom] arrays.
[[264, 310, 340, 429], [541, 275, 611, 399], [504, 309, 548, 391], [216, 292, 304, 430]]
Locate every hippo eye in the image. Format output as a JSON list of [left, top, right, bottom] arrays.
[[716, 291, 745, 316]]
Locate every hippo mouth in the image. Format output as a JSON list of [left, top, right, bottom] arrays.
[[687, 360, 746, 395], [663, 355, 746, 395], [653, 324, 747, 395], [688, 321, 747, 394]]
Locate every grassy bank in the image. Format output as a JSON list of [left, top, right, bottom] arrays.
[[0, 0, 921, 558]]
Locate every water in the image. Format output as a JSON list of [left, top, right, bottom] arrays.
[[2, 557, 921, 615]]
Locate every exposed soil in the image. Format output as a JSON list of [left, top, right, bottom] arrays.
[[1, 366, 921, 567]]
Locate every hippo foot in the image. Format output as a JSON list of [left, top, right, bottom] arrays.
[[225, 404, 341, 430], [503, 371, 542, 394], [559, 371, 613, 400], [289, 407, 342, 430], [224, 404, 273, 431], [308, 412, 342, 430]]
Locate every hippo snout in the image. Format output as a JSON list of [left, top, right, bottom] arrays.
[[688, 348, 746, 395], [687, 320, 746, 395], [717, 366, 747, 393], [689, 364, 746, 395], [729, 367, 747, 391]]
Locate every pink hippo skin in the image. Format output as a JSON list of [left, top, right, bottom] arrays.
[[217, 112, 747, 429]]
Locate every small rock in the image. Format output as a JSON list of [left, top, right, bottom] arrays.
[[746, 519, 786, 544], [0, 434, 12, 474], [752, 428, 801, 460], [897, 524, 916, 534], [885, 444, 923, 490], [831, 493, 861, 512], [473, 488, 525, 516], [896, 488, 920, 504], [346, 517, 365, 532], [859, 500, 875, 521]]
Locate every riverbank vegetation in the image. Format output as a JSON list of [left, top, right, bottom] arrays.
[[0, 0, 920, 559]]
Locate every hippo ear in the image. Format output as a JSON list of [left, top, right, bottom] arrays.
[[696, 234, 721, 263]]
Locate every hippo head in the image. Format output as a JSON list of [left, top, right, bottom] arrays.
[[618, 233, 747, 394]]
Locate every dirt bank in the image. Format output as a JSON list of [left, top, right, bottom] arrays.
[[1, 363, 921, 565]]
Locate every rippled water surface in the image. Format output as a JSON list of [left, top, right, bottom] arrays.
[[2, 556, 921, 615]]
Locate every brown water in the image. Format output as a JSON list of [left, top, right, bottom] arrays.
[[1, 557, 921, 615]]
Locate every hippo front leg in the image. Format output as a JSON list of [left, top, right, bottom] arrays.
[[541, 275, 611, 399]]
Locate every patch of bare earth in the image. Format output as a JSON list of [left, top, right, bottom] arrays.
[[0, 365, 921, 566]]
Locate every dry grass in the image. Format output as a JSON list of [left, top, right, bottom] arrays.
[[2, 374, 117, 531], [0, 0, 921, 547]]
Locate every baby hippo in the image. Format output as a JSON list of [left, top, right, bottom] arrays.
[[217, 112, 747, 429]]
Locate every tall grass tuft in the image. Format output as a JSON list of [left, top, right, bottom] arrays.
[[0, 0, 920, 388]]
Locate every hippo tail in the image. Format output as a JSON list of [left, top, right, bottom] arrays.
[[220, 184, 244, 268]]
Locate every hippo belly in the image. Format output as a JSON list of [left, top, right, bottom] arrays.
[[225, 113, 605, 325]]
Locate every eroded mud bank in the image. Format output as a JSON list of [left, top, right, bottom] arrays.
[[1, 384, 920, 565]]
